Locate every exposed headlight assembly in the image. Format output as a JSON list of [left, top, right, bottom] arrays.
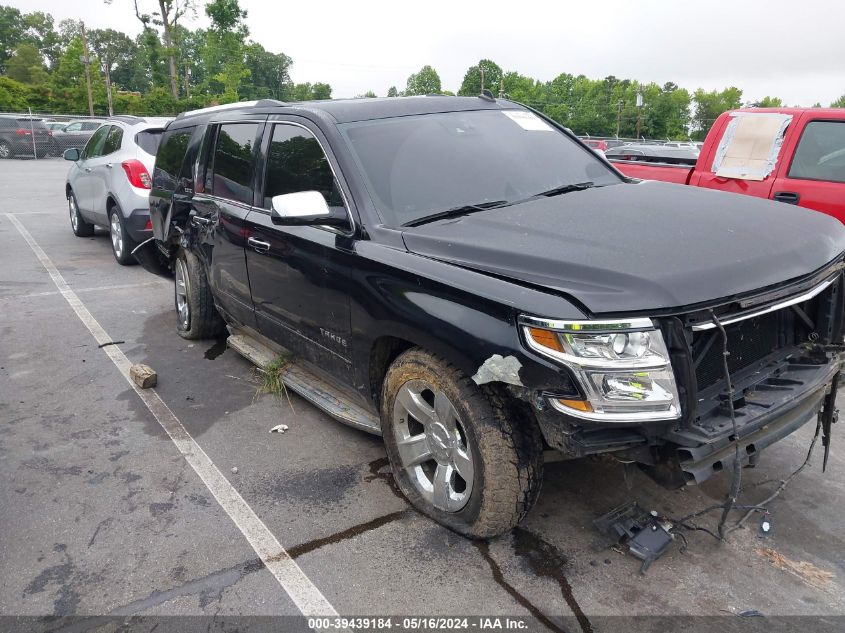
[[520, 316, 681, 422]]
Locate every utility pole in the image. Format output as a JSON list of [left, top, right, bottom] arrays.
[[615, 99, 623, 138], [480, 65, 484, 93], [80, 22, 94, 117], [498, 77, 505, 99], [635, 91, 643, 140], [102, 58, 114, 116]]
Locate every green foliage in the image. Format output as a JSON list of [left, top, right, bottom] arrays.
[[691, 87, 742, 139], [753, 95, 783, 108], [405, 65, 441, 96], [6, 43, 47, 85], [386, 86, 398, 97], [831, 95, 845, 108], [0, 74, 30, 109], [458, 59, 502, 96]]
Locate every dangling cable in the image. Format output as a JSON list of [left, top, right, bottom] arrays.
[[710, 309, 742, 539]]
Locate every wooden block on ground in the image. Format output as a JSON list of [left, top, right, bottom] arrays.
[[130, 364, 157, 389]]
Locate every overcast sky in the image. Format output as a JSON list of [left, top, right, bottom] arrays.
[[8, 0, 845, 105]]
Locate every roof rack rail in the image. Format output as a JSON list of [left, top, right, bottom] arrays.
[[479, 89, 496, 102], [175, 100, 260, 120], [109, 114, 146, 124], [255, 99, 288, 107]]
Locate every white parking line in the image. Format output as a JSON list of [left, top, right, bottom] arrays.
[[0, 280, 169, 302], [6, 213, 339, 617]]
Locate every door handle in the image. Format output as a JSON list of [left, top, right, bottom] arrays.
[[247, 237, 271, 253], [773, 191, 800, 205]]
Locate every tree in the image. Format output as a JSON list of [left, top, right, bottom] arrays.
[[311, 82, 331, 100], [457, 59, 502, 96], [5, 43, 48, 85], [831, 95, 845, 108], [115, 0, 196, 99], [405, 65, 441, 96], [386, 86, 398, 97], [0, 76, 32, 110], [203, 0, 249, 101], [691, 87, 742, 140], [751, 95, 783, 108], [0, 5, 24, 72], [242, 42, 292, 100]]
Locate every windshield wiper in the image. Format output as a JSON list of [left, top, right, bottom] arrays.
[[534, 181, 595, 197], [403, 200, 508, 227]]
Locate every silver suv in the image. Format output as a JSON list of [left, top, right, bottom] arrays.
[[64, 116, 171, 264]]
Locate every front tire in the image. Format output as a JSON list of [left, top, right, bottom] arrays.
[[108, 205, 136, 266], [381, 348, 543, 538], [68, 192, 94, 237], [0, 140, 12, 159], [174, 248, 226, 340]]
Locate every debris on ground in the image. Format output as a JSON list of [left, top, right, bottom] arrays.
[[98, 340, 125, 349], [593, 502, 676, 573], [231, 467, 239, 474], [269, 424, 289, 433], [756, 547, 835, 589], [129, 363, 157, 389]]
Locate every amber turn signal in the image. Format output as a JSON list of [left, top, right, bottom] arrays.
[[557, 398, 593, 412], [527, 326, 565, 353]]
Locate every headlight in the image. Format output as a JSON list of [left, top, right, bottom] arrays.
[[520, 316, 681, 422]]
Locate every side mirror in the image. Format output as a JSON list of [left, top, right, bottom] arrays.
[[270, 191, 348, 227], [63, 148, 80, 161]]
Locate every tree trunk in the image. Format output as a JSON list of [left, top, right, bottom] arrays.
[[158, 0, 180, 99]]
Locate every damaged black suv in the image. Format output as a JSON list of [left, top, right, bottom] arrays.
[[136, 96, 845, 538]]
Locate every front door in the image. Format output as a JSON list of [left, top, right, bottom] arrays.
[[88, 125, 124, 222], [244, 121, 354, 381], [73, 125, 110, 217], [192, 121, 264, 331]]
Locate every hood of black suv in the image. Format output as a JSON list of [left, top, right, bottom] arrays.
[[400, 181, 845, 315]]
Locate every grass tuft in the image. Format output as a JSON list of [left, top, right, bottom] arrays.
[[255, 353, 295, 412]]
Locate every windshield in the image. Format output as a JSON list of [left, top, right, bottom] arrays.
[[339, 109, 622, 227]]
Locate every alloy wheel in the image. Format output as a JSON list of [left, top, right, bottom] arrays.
[[0, 142, 10, 158], [110, 212, 123, 258], [392, 380, 474, 512], [69, 197, 78, 232], [174, 258, 190, 329]]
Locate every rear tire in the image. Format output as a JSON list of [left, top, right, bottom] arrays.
[[68, 191, 94, 237], [174, 248, 226, 340], [0, 140, 12, 159], [380, 348, 543, 538], [108, 205, 137, 266]]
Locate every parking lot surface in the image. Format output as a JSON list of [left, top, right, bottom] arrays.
[[1, 159, 844, 631]]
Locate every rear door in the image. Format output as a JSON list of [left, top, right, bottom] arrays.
[[243, 120, 355, 381], [771, 115, 845, 224], [191, 120, 264, 330], [73, 125, 110, 217]]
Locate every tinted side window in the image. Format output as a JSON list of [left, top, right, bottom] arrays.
[[83, 126, 109, 159], [102, 126, 123, 155], [64, 122, 82, 132], [136, 129, 164, 155], [262, 124, 343, 209], [153, 129, 193, 192], [208, 123, 258, 205], [83, 122, 101, 131], [789, 121, 845, 184]]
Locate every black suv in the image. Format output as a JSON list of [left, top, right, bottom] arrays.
[[0, 115, 52, 158], [137, 96, 845, 538]]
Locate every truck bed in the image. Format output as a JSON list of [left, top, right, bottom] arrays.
[[608, 159, 693, 184]]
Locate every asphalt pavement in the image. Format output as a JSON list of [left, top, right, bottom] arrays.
[[1, 158, 844, 632]]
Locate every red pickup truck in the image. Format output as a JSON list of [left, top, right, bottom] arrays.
[[608, 108, 845, 223]]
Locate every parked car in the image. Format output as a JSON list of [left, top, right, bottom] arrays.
[[604, 143, 699, 165], [609, 108, 845, 222], [136, 97, 845, 538], [0, 115, 53, 158], [53, 118, 108, 152], [43, 121, 69, 132], [64, 116, 170, 264]]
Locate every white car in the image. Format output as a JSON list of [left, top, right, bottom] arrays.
[[64, 116, 171, 264]]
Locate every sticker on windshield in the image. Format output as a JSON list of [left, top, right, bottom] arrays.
[[502, 110, 553, 131]]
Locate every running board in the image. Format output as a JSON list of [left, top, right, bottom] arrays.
[[227, 333, 382, 436]]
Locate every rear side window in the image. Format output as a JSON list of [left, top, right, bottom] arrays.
[[208, 123, 259, 205], [136, 129, 164, 155], [101, 126, 123, 155], [153, 129, 193, 192], [788, 121, 845, 184], [262, 124, 344, 209], [83, 122, 101, 131]]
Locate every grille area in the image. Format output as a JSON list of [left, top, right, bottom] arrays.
[[694, 311, 781, 391]]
